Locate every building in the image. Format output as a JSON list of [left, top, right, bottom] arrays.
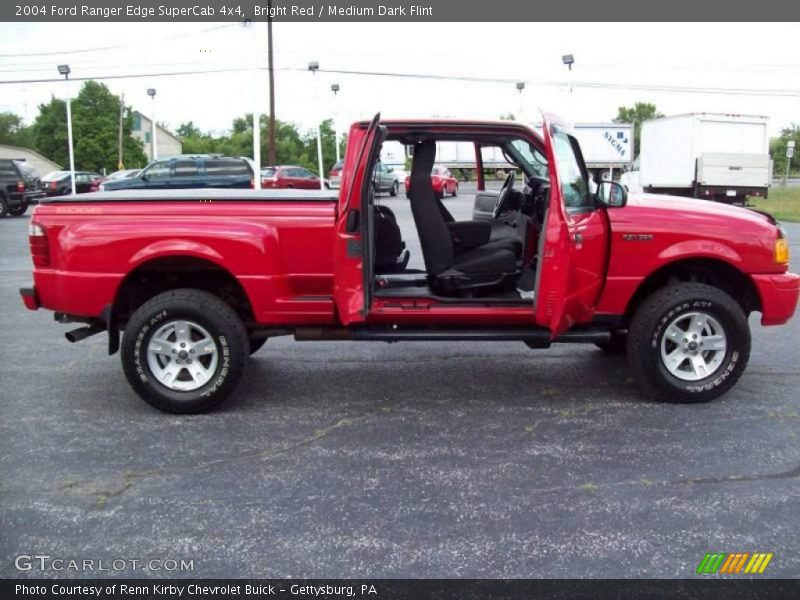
[[131, 111, 182, 162], [0, 144, 61, 176]]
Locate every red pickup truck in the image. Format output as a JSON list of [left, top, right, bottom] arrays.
[[20, 114, 799, 413]]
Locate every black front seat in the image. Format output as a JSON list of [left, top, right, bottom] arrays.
[[409, 141, 518, 294]]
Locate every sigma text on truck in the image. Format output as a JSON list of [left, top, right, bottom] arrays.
[[621, 113, 770, 203]]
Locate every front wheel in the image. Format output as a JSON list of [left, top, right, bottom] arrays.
[[627, 283, 750, 403], [390, 181, 398, 197], [8, 203, 28, 217], [121, 289, 248, 414]]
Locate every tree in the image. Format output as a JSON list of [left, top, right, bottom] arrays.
[[770, 124, 800, 177], [31, 81, 147, 172], [0, 112, 33, 147], [613, 102, 664, 156]]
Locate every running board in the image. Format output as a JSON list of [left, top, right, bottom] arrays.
[[293, 326, 610, 347]]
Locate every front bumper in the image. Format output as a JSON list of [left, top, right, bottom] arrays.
[[751, 272, 800, 326]]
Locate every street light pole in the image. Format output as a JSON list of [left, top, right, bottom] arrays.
[[244, 19, 262, 189], [515, 82, 525, 122], [562, 54, 575, 120], [57, 64, 76, 195], [331, 83, 340, 163], [309, 61, 325, 191], [147, 88, 157, 160]]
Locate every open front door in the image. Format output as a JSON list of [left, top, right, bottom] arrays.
[[333, 114, 386, 325], [535, 113, 611, 336]]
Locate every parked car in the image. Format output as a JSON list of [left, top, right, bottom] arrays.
[[20, 114, 798, 414], [40, 170, 102, 197], [328, 159, 344, 189], [261, 166, 325, 190], [0, 158, 43, 217], [372, 160, 399, 196], [405, 164, 458, 199], [101, 156, 253, 191], [89, 169, 141, 192]]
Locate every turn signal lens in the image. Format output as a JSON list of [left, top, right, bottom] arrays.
[[775, 238, 789, 264]]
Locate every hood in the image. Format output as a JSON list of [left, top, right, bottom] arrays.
[[621, 192, 776, 228]]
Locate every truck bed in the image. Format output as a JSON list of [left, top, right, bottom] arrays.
[[39, 188, 339, 203]]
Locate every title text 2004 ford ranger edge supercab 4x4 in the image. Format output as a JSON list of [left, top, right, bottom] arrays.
[[20, 115, 799, 413]]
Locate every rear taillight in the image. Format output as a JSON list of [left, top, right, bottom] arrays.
[[250, 178, 255, 189], [17, 181, 25, 193], [28, 221, 49, 267], [50, 181, 57, 190]]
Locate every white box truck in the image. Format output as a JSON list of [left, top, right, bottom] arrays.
[[622, 113, 770, 203]]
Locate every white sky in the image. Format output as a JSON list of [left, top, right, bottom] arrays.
[[1, 22, 799, 139]]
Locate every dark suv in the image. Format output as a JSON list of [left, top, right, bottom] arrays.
[[0, 158, 43, 217], [101, 155, 254, 192]]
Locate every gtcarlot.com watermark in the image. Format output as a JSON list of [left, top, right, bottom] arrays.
[[15, 554, 194, 572]]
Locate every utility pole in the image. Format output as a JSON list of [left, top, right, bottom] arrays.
[[266, 0, 276, 166], [785, 141, 795, 187], [117, 93, 125, 170], [147, 88, 157, 160]]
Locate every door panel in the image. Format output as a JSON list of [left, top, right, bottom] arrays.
[[535, 114, 610, 336], [333, 114, 382, 325], [472, 191, 499, 221]]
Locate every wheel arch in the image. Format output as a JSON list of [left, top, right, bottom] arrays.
[[114, 255, 256, 326], [623, 257, 761, 325]]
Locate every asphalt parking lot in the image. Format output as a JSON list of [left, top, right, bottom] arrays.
[[1, 193, 799, 579]]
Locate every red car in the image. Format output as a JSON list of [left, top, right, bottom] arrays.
[[405, 165, 458, 199], [20, 114, 799, 414], [261, 166, 324, 190], [88, 169, 141, 192]]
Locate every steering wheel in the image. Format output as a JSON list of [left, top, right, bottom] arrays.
[[492, 171, 516, 219]]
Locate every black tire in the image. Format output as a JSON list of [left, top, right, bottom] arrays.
[[249, 337, 267, 355], [390, 181, 398, 197], [121, 289, 248, 414], [8, 203, 28, 217], [595, 332, 627, 354], [627, 283, 750, 403], [0, 196, 8, 218], [452, 183, 458, 197]]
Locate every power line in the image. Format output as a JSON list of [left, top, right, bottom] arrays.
[[0, 24, 236, 58], [2, 64, 800, 99]]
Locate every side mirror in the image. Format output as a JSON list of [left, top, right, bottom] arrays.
[[596, 180, 627, 208], [140, 173, 149, 181], [346, 209, 360, 233]]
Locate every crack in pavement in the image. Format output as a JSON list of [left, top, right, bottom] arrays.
[[51, 404, 401, 509]]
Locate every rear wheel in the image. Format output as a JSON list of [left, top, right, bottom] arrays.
[[452, 182, 458, 197], [121, 289, 248, 414], [627, 283, 750, 403], [0, 196, 8, 218], [390, 181, 398, 197]]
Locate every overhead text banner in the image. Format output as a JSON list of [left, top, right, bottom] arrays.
[[3, 0, 800, 22]]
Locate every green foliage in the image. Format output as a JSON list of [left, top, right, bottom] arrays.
[[613, 102, 664, 156], [30, 81, 147, 172], [770, 124, 800, 177], [176, 115, 347, 176], [0, 111, 34, 147]]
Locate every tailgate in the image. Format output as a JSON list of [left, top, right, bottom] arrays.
[[697, 152, 770, 187]]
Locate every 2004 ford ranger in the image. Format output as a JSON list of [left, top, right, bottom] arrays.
[[19, 114, 799, 413]]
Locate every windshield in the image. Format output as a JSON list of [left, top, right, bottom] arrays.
[[261, 168, 277, 177], [509, 139, 549, 179], [13, 161, 37, 178], [42, 171, 69, 181]]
